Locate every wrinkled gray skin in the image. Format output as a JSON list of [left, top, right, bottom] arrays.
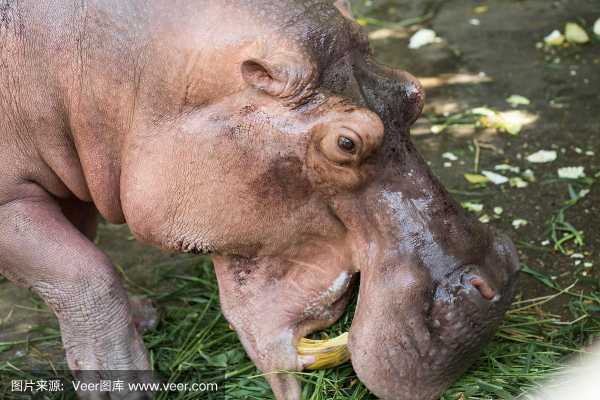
[[0, 1, 519, 399]]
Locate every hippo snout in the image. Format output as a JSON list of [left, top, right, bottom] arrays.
[[451, 232, 520, 308], [346, 186, 519, 399], [447, 234, 520, 305]]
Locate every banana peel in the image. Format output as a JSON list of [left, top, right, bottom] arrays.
[[228, 323, 350, 371], [297, 332, 350, 370]]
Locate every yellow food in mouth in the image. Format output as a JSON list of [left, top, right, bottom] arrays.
[[297, 332, 350, 370]]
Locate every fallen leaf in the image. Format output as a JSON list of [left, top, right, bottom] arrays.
[[512, 219, 528, 229], [522, 169, 536, 182], [557, 166, 585, 179], [431, 124, 446, 134], [474, 5, 488, 14], [544, 30, 565, 46], [527, 150, 557, 163], [481, 170, 509, 185], [368, 28, 405, 40], [462, 202, 484, 213], [565, 22, 590, 44], [464, 173, 489, 184], [409, 29, 440, 49], [471, 107, 496, 117], [506, 95, 531, 107], [442, 152, 458, 161], [509, 177, 528, 188], [478, 110, 535, 135], [494, 164, 520, 174]]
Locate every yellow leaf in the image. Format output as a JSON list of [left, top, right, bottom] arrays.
[[464, 173, 489, 184], [565, 22, 590, 44]]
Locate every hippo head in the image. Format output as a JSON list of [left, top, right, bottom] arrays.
[[119, 2, 519, 399]]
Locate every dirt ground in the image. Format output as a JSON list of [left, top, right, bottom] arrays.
[[377, 0, 600, 302], [1, 0, 599, 395]]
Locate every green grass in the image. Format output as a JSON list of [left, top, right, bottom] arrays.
[[547, 180, 596, 255], [145, 259, 600, 400], [1, 257, 599, 399]]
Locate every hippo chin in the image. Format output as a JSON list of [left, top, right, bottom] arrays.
[[0, 1, 518, 399]]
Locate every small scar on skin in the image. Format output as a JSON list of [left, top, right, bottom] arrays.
[[230, 257, 259, 286], [239, 105, 257, 115]]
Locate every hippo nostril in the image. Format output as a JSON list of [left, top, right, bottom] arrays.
[[469, 277, 496, 300]]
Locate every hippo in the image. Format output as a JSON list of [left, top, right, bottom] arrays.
[[0, 0, 519, 399]]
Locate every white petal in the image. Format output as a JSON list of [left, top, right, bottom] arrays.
[[512, 219, 528, 229], [481, 170, 509, 185], [462, 202, 484, 213], [544, 30, 565, 46], [557, 166, 585, 179], [506, 95, 531, 107], [565, 22, 590, 44], [442, 152, 458, 161], [431, 124, 446, 134], [522, 169, 536, 182], [471, 107, 496, 116], [509, 177, 528, 188], [527, 150, 557, 163], [494, 164, 520, 173], [479, 214, 491, 224], [409, 29, 439, 49]]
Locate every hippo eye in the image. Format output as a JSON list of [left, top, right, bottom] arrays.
[[318, 128, 363, 165], [338, 136, 357, 154]]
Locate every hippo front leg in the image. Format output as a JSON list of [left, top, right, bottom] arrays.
[[0, 193, 149, 398], [213, 248, 355, 400]]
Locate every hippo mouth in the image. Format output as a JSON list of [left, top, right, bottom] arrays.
[[296, 264, 510, 371]]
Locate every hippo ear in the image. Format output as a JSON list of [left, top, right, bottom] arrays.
[[334, 0, 353, 18], [241, 58, 284, 96], [241, 55, 314, 99]]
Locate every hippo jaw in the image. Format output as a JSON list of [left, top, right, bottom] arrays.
[[349, 249, 518, 400], [213, 225, 518, 400]]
